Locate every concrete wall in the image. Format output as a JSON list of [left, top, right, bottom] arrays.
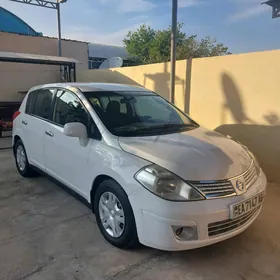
[[0, 32, 88, 102], [78, 50, 280, 183]]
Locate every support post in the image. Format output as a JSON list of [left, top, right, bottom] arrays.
[[73, 65, 76, 82], [170, 0, 178, 103], [57, 3, 62, 57]]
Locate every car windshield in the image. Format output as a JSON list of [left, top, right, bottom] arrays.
[[84, 91, 198, 137]]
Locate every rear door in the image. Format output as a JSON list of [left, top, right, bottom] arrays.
[[21, 89, 55, 170]]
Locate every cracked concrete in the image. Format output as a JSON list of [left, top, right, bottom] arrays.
[[0, 149, 279, 280]]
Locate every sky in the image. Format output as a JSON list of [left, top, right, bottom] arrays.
[[0, 0, 279, 54]]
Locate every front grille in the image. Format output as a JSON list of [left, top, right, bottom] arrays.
[[190, 160, 259, 199], [191, 181, 236, 198], [208, 206, 261, 237], [244, 164, 258, 190]]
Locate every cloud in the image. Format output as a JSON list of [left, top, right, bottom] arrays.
[[119, 0, 156, 13], [99, 0, 156, 13], [64, 24, 143, 45], [178, 0, 202, 8], [229, 0, 270, 22]]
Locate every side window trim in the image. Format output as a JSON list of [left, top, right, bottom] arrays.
[[51, 89, 64, 127]]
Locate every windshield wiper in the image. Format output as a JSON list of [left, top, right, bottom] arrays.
[[151, 123, 197, 129]]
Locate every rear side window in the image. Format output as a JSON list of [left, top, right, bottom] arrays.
[[33, 89, 54, 120], [25, 91, 37, 114]]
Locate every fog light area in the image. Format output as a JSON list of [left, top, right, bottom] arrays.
[[172, 226, 198, 241]]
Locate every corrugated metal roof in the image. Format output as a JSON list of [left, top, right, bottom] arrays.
[[88, 43, 129, 59], [0, 51, 80, 66], [0, 30, 89, 44]]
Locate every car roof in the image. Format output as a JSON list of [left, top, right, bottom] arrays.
[[29, 83, 153, 94]]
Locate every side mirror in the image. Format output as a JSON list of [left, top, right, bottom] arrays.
[[64, 122, 88, 147]]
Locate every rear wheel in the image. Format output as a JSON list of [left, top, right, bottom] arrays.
[[14, 139, 36, 177], [94, 179, 139, 249]]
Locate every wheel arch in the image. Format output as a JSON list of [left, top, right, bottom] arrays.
[[90, 174, 118, 212], [13, 135, 22, 154]]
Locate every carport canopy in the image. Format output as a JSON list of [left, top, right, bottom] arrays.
[[0, 51, 81, 81]]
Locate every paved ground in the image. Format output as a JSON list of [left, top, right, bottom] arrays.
[[0, 149, 280, 280], [0, 136, 12, 150]]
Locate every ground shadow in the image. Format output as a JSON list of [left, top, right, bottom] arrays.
[[221, 73, 255, 124]]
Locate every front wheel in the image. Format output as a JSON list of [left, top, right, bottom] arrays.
[[94, 179, 139, 249]]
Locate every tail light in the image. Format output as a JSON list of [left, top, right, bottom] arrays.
[[13, 111, 21, 121]]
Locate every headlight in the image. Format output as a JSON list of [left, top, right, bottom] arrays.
[[135, 165, 205, 201]]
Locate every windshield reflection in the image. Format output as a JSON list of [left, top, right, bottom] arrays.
[[84, 91, 198, 137]]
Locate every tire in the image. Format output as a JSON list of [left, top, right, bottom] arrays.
[[14, 139, 36, 177], [94, 179, 139, 249]]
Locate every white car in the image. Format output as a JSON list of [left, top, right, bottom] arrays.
[[12, 83, 266, 251]]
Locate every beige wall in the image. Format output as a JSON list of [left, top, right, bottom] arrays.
[[0, 32, 88, 102], [78, 60, 190, 112], [78, 50, 280, 183], [189, 51, 280, 183]]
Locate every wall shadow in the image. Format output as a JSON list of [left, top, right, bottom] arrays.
[[221, 73, 255, 124], [104, 70, 144, 87], [80, 69, 143, 88], [263, 112, 280, 125], [219, 72, 280, 183], [215, 124, 280, 183], [143, 62, 185, 103]]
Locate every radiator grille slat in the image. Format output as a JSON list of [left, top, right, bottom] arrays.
[[244, 165, 258, 189], [191, 181, 235, 198], [190, 161, 258, 199], [208, 206, 261, 237]]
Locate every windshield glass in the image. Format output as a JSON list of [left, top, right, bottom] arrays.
[[84, 91, 198, 137]]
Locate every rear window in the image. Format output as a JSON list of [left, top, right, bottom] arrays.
[[32, 89, 54, 120]]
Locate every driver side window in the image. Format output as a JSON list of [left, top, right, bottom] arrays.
[[53, 90, 89, 127]]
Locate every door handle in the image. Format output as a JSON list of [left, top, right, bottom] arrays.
[[45, 131, 54, 137], [22, 120, 28, 125]]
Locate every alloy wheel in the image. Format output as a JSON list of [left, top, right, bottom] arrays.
[[16, 145, 26, 171], [98, 192, 125, 238]]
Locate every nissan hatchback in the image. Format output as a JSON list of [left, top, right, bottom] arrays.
[[12, 83, 266, 251]]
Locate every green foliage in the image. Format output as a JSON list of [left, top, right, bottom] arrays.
[[123, 23, 231, 64]]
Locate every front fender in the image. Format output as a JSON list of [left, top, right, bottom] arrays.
[[87, 142, 151, 200]]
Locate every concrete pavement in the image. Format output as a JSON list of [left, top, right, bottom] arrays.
[[0, 149, 279, 280]]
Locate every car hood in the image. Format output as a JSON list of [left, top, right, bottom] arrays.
[[118, 127, 252, 181]]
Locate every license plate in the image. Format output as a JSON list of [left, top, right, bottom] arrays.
[[230, 192, 265, 220]]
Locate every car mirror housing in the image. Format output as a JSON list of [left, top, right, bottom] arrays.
[[64, 122, 88, 146]]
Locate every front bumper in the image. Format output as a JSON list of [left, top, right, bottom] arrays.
[[129, 170, 267, 251]]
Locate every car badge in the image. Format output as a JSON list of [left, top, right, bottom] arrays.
[[236, 180, 244, 191]]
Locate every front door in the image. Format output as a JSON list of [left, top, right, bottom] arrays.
[[44, 89, 95, 198]]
